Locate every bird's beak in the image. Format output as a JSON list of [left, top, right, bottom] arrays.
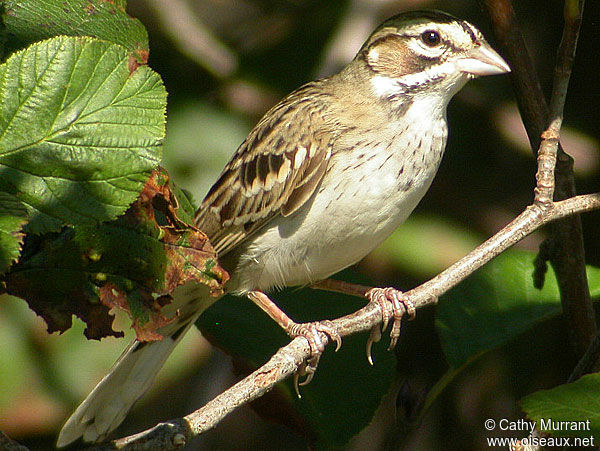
[[455, 42, 511, 76]]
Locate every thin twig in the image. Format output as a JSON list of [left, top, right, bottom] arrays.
[[86, 192, 600, 450], [483, 7, 589, 450], [483, 0, 594, 358], [534, 0, 584, 206], [409, 194, 597, 307]]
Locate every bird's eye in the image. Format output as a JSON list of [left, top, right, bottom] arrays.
[[421, 30, 441, 47]]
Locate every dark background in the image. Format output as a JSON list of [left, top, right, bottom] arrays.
[[0, 0, 598, 449]]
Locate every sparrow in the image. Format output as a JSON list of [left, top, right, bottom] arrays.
[[58, 10, 510, 447]]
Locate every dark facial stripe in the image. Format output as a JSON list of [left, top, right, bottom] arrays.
[[458, 20, 478, 43]]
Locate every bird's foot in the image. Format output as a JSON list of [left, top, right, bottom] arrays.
[[365, 287, 416, 364], [287, 320, 341, 395], [246, 290, 342, 395]]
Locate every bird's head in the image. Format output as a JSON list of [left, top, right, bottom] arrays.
[[358, 10, 510, 101]]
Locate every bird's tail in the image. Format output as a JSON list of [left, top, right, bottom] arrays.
[[57, 283, 216, 447]]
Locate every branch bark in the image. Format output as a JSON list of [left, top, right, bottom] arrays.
[[86, 192, 600, 450]]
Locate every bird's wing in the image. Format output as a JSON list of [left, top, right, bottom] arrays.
[[195, 80, 336, 255]]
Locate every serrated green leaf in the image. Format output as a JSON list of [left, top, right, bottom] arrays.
[[521, 373, 600, 438], [436, 250, 600, 368], [0, 192, 28, 273], [0, 36, 166, 233], [2, 0, 148, 55]]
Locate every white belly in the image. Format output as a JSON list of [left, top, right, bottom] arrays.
[[229, 114, 447, 293]]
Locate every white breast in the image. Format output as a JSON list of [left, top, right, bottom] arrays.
[[229, 99, 448, 293]]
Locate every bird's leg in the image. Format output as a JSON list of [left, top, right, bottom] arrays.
[[311, 279, 417, 363], [246, 290, 341, 391], [311, 279, 372, 297]]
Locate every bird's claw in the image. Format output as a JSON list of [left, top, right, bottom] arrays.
[[366, 326, 382, 365], [293, 357, 319, 397], [287, 320, 342, 396], [365, 287, 416, 363]]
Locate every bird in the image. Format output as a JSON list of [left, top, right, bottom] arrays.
[[57, 10, 510, 447]]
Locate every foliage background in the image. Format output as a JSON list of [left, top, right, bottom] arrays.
[[0, 0, 598, 449]]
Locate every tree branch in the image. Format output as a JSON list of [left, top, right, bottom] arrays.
[[482, 0, 594, 358], [86, 192, 600, 450]]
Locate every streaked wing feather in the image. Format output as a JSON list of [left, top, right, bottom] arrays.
[[281, 147, 329, 216], [195, 80, 335, 255]]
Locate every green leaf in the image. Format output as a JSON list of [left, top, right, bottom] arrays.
[[521, 373, 600, 438], [2, 0, 148, 55], [0, 192, 28, 273], [198, 270, 395, 448], [436, 250, 600, 368], [0, 36, 166, 233]]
